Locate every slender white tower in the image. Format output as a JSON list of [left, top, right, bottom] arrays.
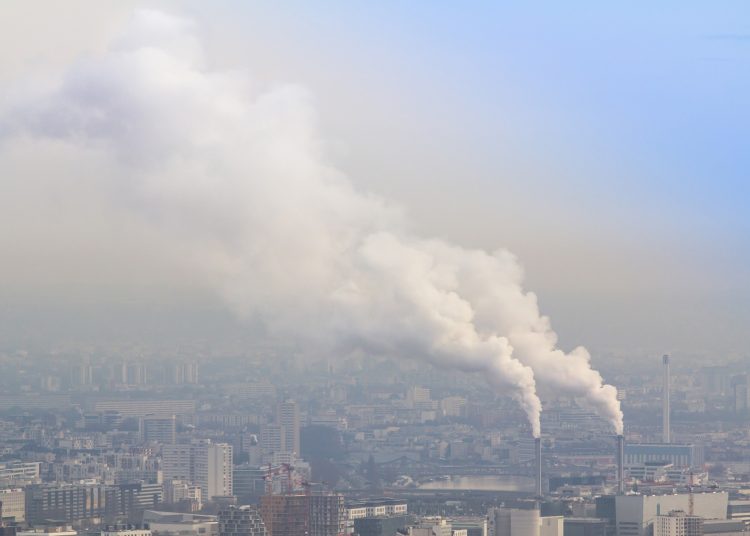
[[662, 354, 671, 444]]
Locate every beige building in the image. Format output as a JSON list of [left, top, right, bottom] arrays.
[[0, 488, 25, 522]]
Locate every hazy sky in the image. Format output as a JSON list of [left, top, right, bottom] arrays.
[[0, 1, 748, 357]]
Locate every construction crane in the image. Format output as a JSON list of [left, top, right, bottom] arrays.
[[688, 470, 694, 515], [264, 463, 294, 495]]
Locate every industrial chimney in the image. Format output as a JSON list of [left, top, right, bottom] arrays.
[[662, 354, 670, 444], [616, 434, 624, 494], [534, 437, 542, 497]]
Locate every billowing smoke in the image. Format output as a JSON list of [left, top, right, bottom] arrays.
[[0, 10, 622, 436]]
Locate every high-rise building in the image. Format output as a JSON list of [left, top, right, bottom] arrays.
[[161, 441, 232, 501], [193, 441, 233, 500], [219, 505, 266, 536], [260, 424, 285, 457], [162, 444, 193, 482], [139, 415, 177, 444], [277, 402, 301, 456], [653, 511, 703, 536]]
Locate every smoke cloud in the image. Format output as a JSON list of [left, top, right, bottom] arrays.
[[0, 10, 623, 436]]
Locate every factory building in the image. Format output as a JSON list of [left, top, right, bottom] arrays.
[[623, 444, 704, 469]]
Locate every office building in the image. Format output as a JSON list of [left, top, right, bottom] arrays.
[[162, 441, 232, 501], [139, 415, 177, 444], [194, 442, 233, 500], [162, 444, 193, 482], [219, 505, 266, 536], [277, 402, 301, 456], [260, 425, 285, 457], [118, 482, 163, 520], [0, 489, 25, 522], [24, 483, 116, 524]]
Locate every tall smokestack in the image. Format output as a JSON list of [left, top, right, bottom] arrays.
[[616, 434, 624, 494], [534, 437, 542, 497], [662, 354, 670, 444]]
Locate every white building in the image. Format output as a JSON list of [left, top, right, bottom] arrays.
[[193, 441, 233, 500], [161, 441, 233, 501], [489, 508, 564, 536], [259, 424, 284, 458], [164, 479, 202, 509], [0, 487, 26, 522], [491, 508, 540, 536], [615, 493, 728, 536], [162, 444, 192, 482], [277, 401, 301, 456]]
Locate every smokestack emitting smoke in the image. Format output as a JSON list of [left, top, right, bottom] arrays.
[[617, 434, 625, 494], [0, 10, 624, 437], [534, 437, 542, 496], [663, 354, 671, 444]]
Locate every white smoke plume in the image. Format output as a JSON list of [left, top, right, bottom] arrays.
[[0, 10, 623, 436]]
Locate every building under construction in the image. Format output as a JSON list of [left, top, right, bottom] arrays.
[[260, 492, 345, 536]]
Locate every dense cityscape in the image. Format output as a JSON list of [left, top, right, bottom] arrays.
[[1, 347, 750, 536]]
